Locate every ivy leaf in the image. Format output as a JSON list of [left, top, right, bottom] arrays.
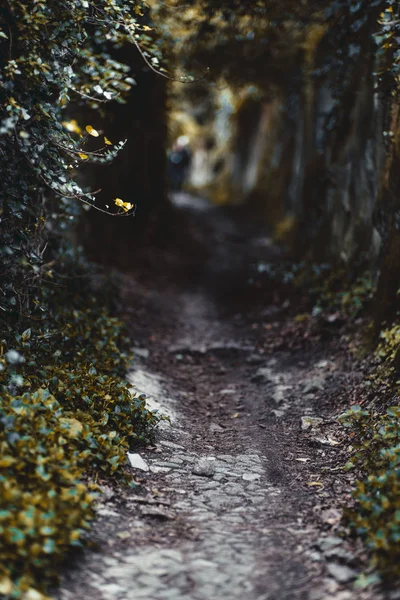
[[85, 125, 99, 137], [22, 328, 31, 341]]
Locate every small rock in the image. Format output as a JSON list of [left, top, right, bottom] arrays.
[[324, 547, 355, 563], [303, 378, 325, 394], [132, 347, 150, 359], [100, 584, 126, 596], [316, 360, 329, 369], [210, 423, 225, 433], [219, 388, 237, 396], [127, 453, 149, 471], [98, 485, 114, 501], [153, 460, 183, 468], [192, 459, 215, 477], [97, 507, 120, 517], [301, 416, 324, 431], [315, 436, 340, 447], [326, 562, 357, 583], [251, 367, 273, 383], [318, 536, 343, 552], [272, 385, 291, 404], [149, 466, 171, 473], [103, 557, 119, 567], [321, 508, 342, 526], [242, 473, 261, 482], [309, 551, 323, 562], [246, 354, 265, 365], [159, 440, 185, 450], [140, 507, 175, 519]]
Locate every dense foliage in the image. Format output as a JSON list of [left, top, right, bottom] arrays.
[[0, 277, 160, 598], [151, 0, 397, 88], [0, 0, 159, 332], [340, 404, 400, 578], [0, 2, 164, 597]]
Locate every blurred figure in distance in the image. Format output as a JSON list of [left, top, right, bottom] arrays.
[[168, 135, 191, 191]]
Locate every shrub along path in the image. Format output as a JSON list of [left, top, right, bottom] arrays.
[[57, 195, 389, 600]]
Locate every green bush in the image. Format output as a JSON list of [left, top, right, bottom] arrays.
[[377, 325, 400, 364], [340, 404, 400, 579], [0, 300, 160, 599], [256, 260, 375, 318], [0, 389, 95, 599]]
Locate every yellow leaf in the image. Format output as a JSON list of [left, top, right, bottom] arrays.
[[62, 119, 82, 135], [122, 201, 134, 211], [142, 25, 153, 31], [306, 481, 323, 487], [85, 125, 100, 137], [114, 198, 124, 207], [0, 577, 13, 595], [70, 530, 81, 542], [104, 136, 112, 145], [0, 456, 17, 467], [78, 153, 89, 160], [59, 417, 83, 437], [22, 588, 52, 600]]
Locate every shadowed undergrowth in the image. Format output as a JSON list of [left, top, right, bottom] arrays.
[[0, 278, 160, 599]]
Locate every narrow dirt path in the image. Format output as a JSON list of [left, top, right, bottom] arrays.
[[58, 195, 382, 600]]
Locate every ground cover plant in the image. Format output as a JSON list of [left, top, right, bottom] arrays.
[[0, 1, 164, 597], [256, 255, 400, 583], [0, 271, 160, 599], [340, 401, 400, 580]]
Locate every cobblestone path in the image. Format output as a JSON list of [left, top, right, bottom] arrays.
[[58, 197, 382, 600]]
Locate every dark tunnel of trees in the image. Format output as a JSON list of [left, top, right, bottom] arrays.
[[2, 0, 400, 595]]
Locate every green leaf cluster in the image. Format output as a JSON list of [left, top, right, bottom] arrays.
[[0, 0, 160, 337], [256, 260, 375, 319], [340, 404, 400, 579], [0, 4, 165, 594], [377, 324, 400, 363], [0, 291, 159, 598]]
